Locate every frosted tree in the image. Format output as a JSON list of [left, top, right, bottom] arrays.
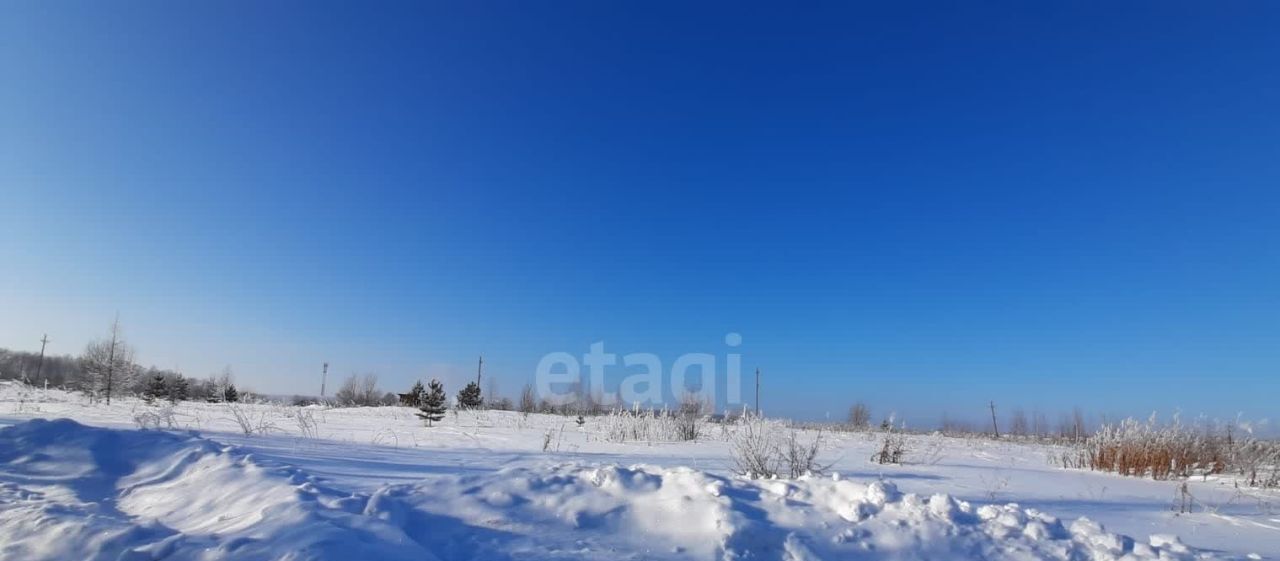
[[417, 379, 447, 426], [79, 317, 137, 404], [214, 366, 236, 402], [457, 381, 483, 409]]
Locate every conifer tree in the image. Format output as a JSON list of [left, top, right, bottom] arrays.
[[168, 375, 189, 404], [223, 383, 240, 403], [143, 374, 167, 404], [407, 380, 425, 407], [457, 381, 483, 409], [417, 379, 447, 426]]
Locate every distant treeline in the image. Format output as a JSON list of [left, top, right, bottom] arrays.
[[0, 345, 235, 402]]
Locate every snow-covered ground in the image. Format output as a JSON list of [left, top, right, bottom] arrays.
[[1, 381, 1276, 561]]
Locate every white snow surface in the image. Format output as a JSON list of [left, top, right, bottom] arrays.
[[1, 382, 1276, 561]]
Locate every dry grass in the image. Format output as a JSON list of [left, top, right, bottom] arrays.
[[1058, 415, 1279, 488]]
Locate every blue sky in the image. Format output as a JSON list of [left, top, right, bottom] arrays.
[[2, 2, 1278, 427]]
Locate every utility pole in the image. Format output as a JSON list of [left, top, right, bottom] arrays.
[[989, 401, 1000, 438], [754, 367, 760, 417], [35, 334, 49, 385], [476, 355, 483, 387], [320, 362, 329, 397]]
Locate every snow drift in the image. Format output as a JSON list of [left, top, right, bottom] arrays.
[[384, 463, 1220, 561], [0, 419, 1221, 561], [0, 418, 433, 561]]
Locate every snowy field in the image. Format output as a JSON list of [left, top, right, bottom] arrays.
[[1, 381, 1276, 561]]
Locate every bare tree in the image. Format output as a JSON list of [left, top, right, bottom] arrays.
[[1010, 408, 1029, 436], [486, 377, 500, 409], [519, 383, 537, 413], [335, 373, 381, 406], [215, 366, 235, 402], [1032, 410, 1049, 437], [847, 402, 871, 429], [79, 317, 136, 404], [1072, 407, 1087, 441]]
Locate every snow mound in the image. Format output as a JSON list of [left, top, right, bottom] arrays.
[[1, 419, 1223, 561], [384, 464, 1223, 561], [0, 418, 434, 561]]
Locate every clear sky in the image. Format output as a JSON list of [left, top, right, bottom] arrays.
[[2, 1, 1278, 428]]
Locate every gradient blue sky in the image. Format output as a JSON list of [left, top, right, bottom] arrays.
[[2, 1, 1278, 427]]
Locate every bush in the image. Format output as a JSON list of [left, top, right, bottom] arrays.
[[730, 415, 781, 479], [874, 432, 906, 465], [873, 419, 907, 464], [674, 392, 708, 442], [783, 429, 831, 478], [226, 403, 278, 435]]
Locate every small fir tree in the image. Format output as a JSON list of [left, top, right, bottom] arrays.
[[457, 381, 483, 409], [407, 380, 425, 407], [223, 383, 240, 403], [142, 374, 167, 405], [167, 375, 189, 404], [417, 379, 447, 426]]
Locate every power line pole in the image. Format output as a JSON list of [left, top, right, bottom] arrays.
[[754, 367, 760, 417], [320, 362, 329, 397], [35, 334, 49, 385], [476, 355, 483, 387], [989, 401, 1000, 439]]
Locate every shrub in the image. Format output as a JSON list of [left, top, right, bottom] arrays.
[[873, 420, 907, 464], [601, 402, 709, 444], [226, 403, 278, 435], [730, 415, 781, 479], [783, 429, 831, 478], [674, 392, 708, 442]]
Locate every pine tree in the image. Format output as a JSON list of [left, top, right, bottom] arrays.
[[416, 379, 447, 426], [407, 380, 425, 407], [457, 381, 483, 409], [223, 383, 240, 403], [168, 375, 189, 404], [142, 374, 167, 405]]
